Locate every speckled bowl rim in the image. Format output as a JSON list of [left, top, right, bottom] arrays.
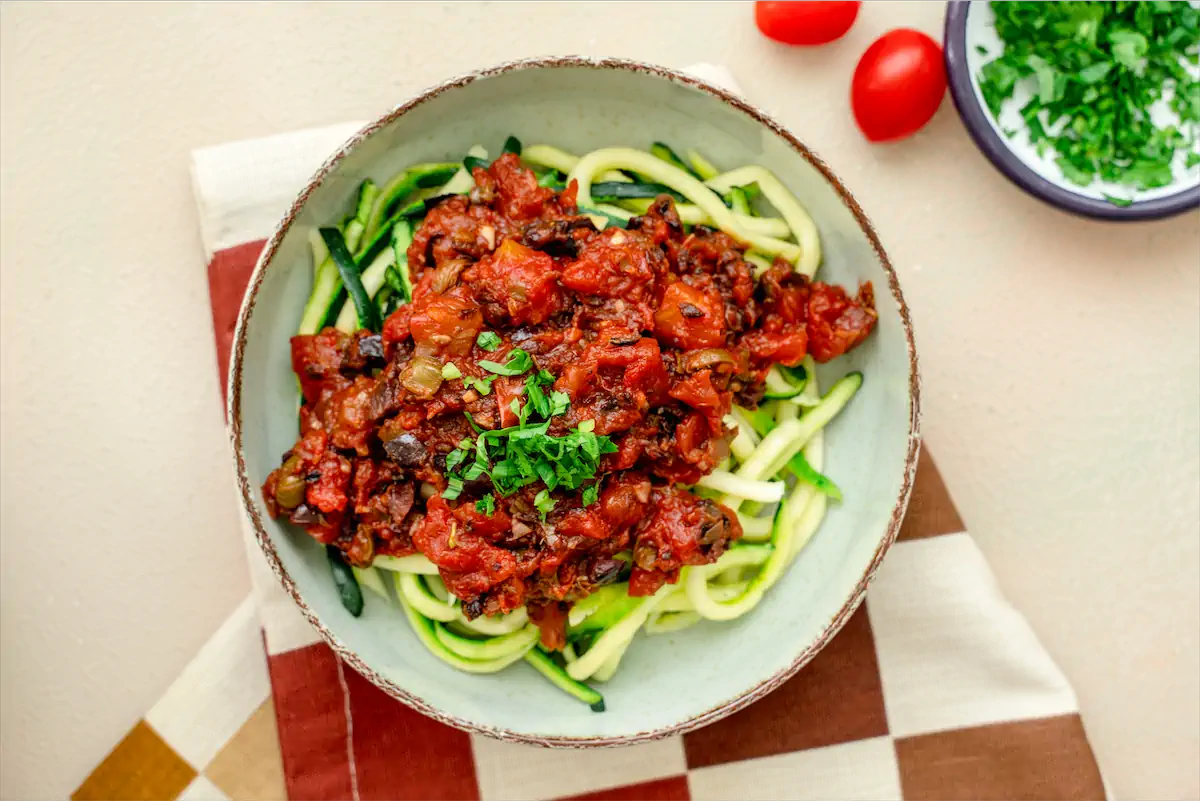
[[227, 55, 922, 748], [944, 1, 1200, 221]]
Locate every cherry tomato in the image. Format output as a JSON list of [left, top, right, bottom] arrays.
[[851, 29, 946, 142], [754, 1, 861, 46]]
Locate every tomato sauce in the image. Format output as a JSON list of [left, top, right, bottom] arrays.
[[263, 154, 876, 647]]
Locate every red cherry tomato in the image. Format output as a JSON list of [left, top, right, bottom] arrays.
[[851, 29, 946, 142], [754, 1, 861, 46]]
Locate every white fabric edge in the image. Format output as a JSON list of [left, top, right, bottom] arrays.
[[144, 594, 270, 770]]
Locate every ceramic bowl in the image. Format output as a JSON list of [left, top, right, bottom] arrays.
[[945, 1, 1200, 220], [229, 57, 920, 746]]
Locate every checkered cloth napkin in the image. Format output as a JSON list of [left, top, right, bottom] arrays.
[[73, 66, 1108, 801]]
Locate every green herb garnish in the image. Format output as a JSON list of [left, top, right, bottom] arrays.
[[441, 362, 462, 380], [534, 488, 556, 520], [977, 1, 1200, 191], [581, 482, 600, 507], [442, 475, 464, 501], [475, 494, 496, 516], [476, 331, 502, 351], [439, 372, 616, 507], [479, 349, 534, 376], [462, 375, 494, 396]]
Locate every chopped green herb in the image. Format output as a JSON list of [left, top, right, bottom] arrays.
[[476, 331, 502, 351], [446, 392, 613, 503], [463, 375, 494, 396], [534, 488, 556, 520], [977, 1, 1200, 191], [525, 374, 550, 418], [581, 483, 600, 507], [1103, 193, 1133, 207], [549, 391, 570, 416], [445, 448, 468, 473], [976, 44, 991, 57], [479, 349, 534, 376], [441, 362, 462, 380], [475, 494, 496, 515], [442, 476, 464, 501]]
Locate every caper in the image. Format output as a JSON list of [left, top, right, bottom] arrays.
[[275, 474, 307, 510], [280, 454, 302, 475]]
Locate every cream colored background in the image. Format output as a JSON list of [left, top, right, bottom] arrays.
[[0, 2, 1196, 799]]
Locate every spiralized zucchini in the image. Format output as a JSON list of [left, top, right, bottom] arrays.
[[569, 148, 805, 263]]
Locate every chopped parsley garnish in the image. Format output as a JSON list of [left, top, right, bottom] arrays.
[[475, 494, 496, 516], [581, 482, 600, 507], [977, 1, 1200, 193], [442, 475, 464, 501], [440, 366, 617, 505], [462, 375, 494, 396], [533, 489, 556, 520], [479, 348, 534, 376], [441, 362, 462, 380], [476, 331, 502, 351]]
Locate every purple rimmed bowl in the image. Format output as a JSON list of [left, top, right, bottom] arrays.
[[228, 57, 920, 746], [945, 1, 1200, 221]]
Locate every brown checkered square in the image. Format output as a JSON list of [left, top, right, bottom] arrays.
[[895, 713, 1105, 800], [898, 450, 964, 542], [683, 604, 888, 769], [557, 775, 691, 801]]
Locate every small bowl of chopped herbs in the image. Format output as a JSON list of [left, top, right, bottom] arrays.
[[944, 1, 1200, 219]]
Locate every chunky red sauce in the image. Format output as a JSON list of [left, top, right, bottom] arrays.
[[263, 154, 877, 648]]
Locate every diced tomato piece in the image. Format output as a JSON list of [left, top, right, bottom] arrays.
[[597, 472, 652, 529], [743, 329, 808, 366], [556, 508, 611, 540], [629, 566, 669, 597], [561, 228, 661, 304], [412, 497, 518, 595], [453, 498, 512, 541], [307, 450, 351, 514], [807, 281, 878, 362], [291, 330, 348, 404], [408, 289, 483, 356], [654, 281, 726, 349], [527, 601, 569, 650], [489, 153, 557, 220], [669, 370, 722, 410], [381, 305, 413, 347], [463, 239, 564, 326]]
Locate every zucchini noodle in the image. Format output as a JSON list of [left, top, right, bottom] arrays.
[[645, 610, 702, 635], [395, 572, 459, 622], [613, 197, 791, 237], [373, 553, 440, 574], [695, 470, 785, 503], [706, 166, 821, 277], [567, 148, 804, 262], [567, 583, 673, 681]]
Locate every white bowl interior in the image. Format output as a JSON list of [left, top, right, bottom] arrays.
[[964, 2, 1200, 203], [236, 63, 916, 740]]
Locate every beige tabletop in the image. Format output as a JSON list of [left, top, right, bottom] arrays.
[[1, 2, 1197, 799]]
